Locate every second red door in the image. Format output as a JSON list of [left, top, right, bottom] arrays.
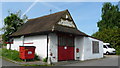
[[58, 33, 74, 61]]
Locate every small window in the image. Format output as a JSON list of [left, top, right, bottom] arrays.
[[92, 41, 99, 53], [103, 45, 107, 48], [67, 36, 74, 47], [58, 35, 66, 46], [58, 34, 74, 47], [66, 15, 68, 18], [107, 45, 112, 48]]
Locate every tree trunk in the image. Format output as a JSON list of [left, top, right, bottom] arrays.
[[9, 44, 11, 50]]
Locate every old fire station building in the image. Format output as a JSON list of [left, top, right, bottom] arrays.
[[8, 10, 103, 62]]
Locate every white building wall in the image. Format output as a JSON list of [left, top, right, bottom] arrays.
[[9, 35, 47, 60], [83, 37, 103, 60], [7, 34, 103, 62], [10, 37, 23, 51], [75, 36, 85, 60], [48, 33, 58, 62]]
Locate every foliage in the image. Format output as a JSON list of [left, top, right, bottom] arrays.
[[0, 43, 2, 48], [1, 10, 28, 45], [92, 2, 120, 55], [115, 46, 120, 55], [43, 57, 47, 62], [2, 48, 22, 61], [92, 28, 120, 47], [23, 64, 51, 66], [1, 48, 40, 61], [34, 54, 40, 61], [0, 48, 2, 56], [97, 2, 120, 31]]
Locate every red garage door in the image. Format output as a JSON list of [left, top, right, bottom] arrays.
[[58, 33, 74, 61]]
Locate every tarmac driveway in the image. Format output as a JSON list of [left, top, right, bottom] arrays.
[[62, 55, 119, 66], [0, 57, 20, 66], [0, 55, 119, 67]]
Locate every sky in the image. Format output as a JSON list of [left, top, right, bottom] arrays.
[[0, 2, 119, 36]]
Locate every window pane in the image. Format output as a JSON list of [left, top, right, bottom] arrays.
[[92, 41, 99, 53], [103, 45, 107, 48], [58, 35, 66, 46], [58, 34, 74, 47], [107, 45, 112, 48], [67, 36, 74, 47]]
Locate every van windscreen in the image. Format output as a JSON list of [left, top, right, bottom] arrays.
[[103, 45, 107, 48], [107, 45, 112, 48]]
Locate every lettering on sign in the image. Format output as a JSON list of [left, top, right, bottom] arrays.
[[58, 19, 75, 28], [28, 51, 32, 54]]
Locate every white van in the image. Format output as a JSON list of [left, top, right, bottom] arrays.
[[103, 43, 116, 55]]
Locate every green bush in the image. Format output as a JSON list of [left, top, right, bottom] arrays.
[[34, 54, 40, 61], [43, 57, 47, 62], [23, 64, 51, 66], [2, 48, 40, 61], [0, 43, 2, 47], [0, 48, 2, 56], [115, 46, 120, 55], [2, 48, 22, 61]]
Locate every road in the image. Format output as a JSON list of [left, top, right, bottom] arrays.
[[63, 55, 119, 66], [0, 55, 119, 66], [0, 57, 20, 66]]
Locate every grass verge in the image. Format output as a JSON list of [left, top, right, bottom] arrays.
[[22, 64, 52, 66], [1, 48, 39, 62], [2, 48, 23, 61]]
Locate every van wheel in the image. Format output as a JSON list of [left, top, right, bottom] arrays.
[[106, 52, 109, 55]]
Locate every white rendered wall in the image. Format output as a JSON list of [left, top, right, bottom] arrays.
[[8, 34, 103, 62], [83, 37, 103, 60], [75, 36, 84, 60], [48, 33, 58, 62], [10, 35, 47, 60], [10, 37, 23, 51]]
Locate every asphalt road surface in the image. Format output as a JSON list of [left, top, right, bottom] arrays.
[[63, 55, 119, 66], [0, 55, 119, 67], [0, 57, 20, 66]]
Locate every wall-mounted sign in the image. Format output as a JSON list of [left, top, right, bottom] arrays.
[[58, 19, 75, 28], [28, 51, 32, 54]]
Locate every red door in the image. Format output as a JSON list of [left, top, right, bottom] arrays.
[[58, 46, 67, 61], [58, 33, 74, 61], [67, 47, 74, 60]]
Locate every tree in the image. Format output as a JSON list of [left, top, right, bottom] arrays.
[[92, 2, 120, 55], [118, 1, 120, 10], [2, 10, 28, 46], [92, 28, 120, 47], [97, 2, 120, 31]]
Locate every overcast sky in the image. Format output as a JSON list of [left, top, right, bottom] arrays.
[[1, 2, 118, 35]]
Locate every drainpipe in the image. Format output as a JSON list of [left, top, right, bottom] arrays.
[[47, 34, 49, 60], [21, 36, 24, 46], [47, 34, 52, 65]]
